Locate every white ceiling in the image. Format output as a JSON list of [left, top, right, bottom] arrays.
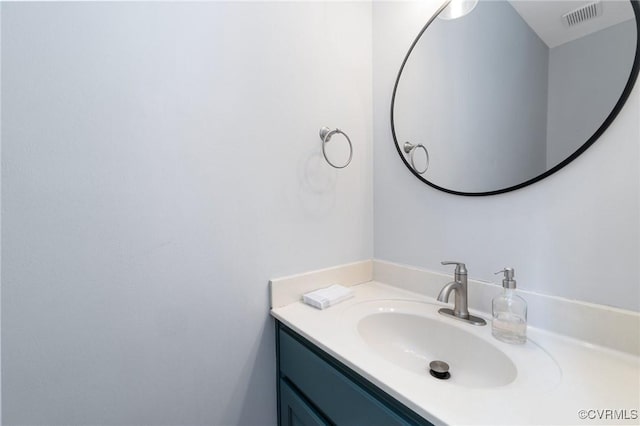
[[508, 0, 635, 48]]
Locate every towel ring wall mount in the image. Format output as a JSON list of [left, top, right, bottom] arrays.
[[404, 142, 429, 174], [319, 126, 353, 169]]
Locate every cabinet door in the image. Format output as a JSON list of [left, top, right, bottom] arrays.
[[279, 379, 330, 426], [278, 325, 429, 426]]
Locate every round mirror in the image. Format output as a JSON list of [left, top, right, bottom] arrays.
[[391, 0, 640, 195]]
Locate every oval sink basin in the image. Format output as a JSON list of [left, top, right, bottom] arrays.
[[358, 312, 517, 388], [342, 299, 561, 391]]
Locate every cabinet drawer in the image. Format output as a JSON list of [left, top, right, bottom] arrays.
[[279, 378, 330, 426], [278, 324, 431, 426]]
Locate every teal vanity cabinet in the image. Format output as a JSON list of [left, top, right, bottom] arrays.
[[276, 321, 433, 426]]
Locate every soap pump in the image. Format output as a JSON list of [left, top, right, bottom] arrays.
[[492, 268, 527, 344]]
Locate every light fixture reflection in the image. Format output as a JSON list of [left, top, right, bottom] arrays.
[[438, 0, 479, 20]]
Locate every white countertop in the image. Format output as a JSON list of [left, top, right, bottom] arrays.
[[271, 281, 640, 425]]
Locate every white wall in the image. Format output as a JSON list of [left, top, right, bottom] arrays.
[[2, 1, 638, 424], [1, 2, 372, 424], [0, 2, 3, 421], [373, 1, 639, 311]]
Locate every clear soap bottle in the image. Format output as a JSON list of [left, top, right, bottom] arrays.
[[492, 268, 527, 344]]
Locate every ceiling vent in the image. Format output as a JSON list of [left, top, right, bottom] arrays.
[[562, 1, 602, 27]]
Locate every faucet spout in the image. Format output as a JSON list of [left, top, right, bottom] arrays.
[[437, 261, 486, 326], [437, 281, 460, 303]]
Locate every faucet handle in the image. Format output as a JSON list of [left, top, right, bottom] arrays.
[[441, 261, 467, 275]]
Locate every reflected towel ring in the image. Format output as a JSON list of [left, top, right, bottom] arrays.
[[319, 127, 353, 169], [404, 142, 429, 174]]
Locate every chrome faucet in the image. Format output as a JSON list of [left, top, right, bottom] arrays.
[[437, 261, 486, 326]]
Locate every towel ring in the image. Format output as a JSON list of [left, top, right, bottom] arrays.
[[319, 127, 353, 169], [404, 142, 429, 174]]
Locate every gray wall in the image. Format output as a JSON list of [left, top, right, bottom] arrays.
[[373, 1, 639, 311], [393, 0, 548, 192], [546, 19, 637, 168], [3, 1, 639, 424], [1, 2, 372, 424], [0, 3, 3, 422]]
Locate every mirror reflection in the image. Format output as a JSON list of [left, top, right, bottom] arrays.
[[392, 0, 638, 194]]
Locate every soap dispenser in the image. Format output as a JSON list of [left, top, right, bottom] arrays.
[[492, 268, 527, 344]]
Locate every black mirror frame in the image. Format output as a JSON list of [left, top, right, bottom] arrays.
[[391, 0, 640, 196]]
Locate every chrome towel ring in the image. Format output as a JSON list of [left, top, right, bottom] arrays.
[[319, 127, 353, 169], [404, 142, 429, 175]]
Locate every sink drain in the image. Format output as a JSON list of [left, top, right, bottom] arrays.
[[429, 360, 450, 380]]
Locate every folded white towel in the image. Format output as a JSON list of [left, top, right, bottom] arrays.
[[302, 284, 354, 310]]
